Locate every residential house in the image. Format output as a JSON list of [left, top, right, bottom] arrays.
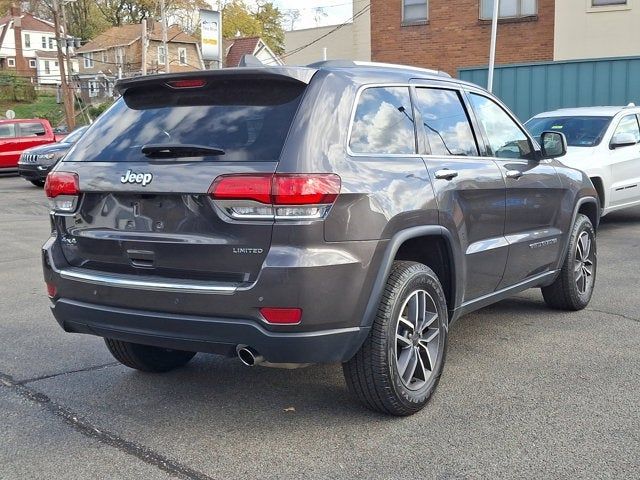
[[0, 6, 78, 86], [283, 0, 371, 65], [223, 36, 282, 67], [75, 21, 203, 103]]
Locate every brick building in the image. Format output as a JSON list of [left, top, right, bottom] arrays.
[[371, 0, 555, 76]]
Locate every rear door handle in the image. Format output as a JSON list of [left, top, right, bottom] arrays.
[[434, 169, 459, 180], [506, 170, 523, 180]]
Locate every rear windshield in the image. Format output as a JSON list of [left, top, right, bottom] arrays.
[[67, 78, 306, 162], [525, 116, 612, 147]]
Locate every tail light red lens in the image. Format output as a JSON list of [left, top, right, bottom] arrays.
[[45, 172, 79, 212], [260, 307, 302, 324], [209, 173, 341, 220]]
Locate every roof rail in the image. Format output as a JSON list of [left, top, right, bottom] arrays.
[[307, 60, 452, 78]]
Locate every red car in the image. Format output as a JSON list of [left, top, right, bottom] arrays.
[[0, 119, 62, 172]]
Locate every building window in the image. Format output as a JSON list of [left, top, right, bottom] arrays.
[[178, 47, 187, 66], [592, 0, 627, 5], [480, 0, 537, 20], [102, 51, 107, 63], [88, 80, 98, 98], [41, 36, 46, 49], [7, 58, 15, 67], [48, 37, 54, 49], [157, 46, 166, 65], [24, 33, 30, 48], [44, 60, 51, 74], [403, 0, 428, 24], [115, 47, 124, 66], [83, 53, 94, 68], [29, 59, 36, 68]]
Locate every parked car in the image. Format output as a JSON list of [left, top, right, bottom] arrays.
[[42, 62, 600, 416], [526, 105, 640, 216], [0, 118, 62, 172], [18, 126, 89, 187]]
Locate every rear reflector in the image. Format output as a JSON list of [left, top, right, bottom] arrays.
[[45, 172, 79, 212], [46, 282, 57, 298], [166, 79, 207, 89], [260, 307, 302, 324], [209, 173, 340, 220]]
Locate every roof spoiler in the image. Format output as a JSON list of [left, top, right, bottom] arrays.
[[307, 60, 452, 78]]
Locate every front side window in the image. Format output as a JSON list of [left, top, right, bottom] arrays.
[[415, 88, 478, 156], [19, 122, 46, 137], [349, 86, 416, 155], [480, 0, 537, 19], [403, 0, 428, 23], [469, 93, 533, 159], [613, 114, 640, 143]]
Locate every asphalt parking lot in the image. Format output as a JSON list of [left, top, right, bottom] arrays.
[[1, 175, 639, 479]]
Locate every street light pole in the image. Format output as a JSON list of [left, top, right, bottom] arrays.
[[52, 0, 74, 130], [60, 0, 76, 127], [487, 0, 500, 93]]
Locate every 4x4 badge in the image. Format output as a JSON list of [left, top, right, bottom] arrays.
[[121, 170, 153, 186]]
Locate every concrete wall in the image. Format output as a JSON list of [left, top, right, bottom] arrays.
[[283, 0, 371, 65], [555, 0, 640, 61]]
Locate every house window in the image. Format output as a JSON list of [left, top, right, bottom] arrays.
[[84, 53, 94, 68], [29, 59, 36, 68], [24, 33, 30, 48], [7, 58, 15, 67], [592, 0, 627, 5], [480, 0, 537, 19], [48, 37, 54, 49], [403, 0, 428, 24], [41, 36, 46, 49], [157, 46, 166, 65], [44, 60, 50, 74], [178, 47, 187, 66], [115, 47, 124, 66], [102, 51, 107, 63], [88, 80, 98, 98]]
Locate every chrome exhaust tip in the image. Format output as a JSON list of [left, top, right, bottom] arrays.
[[236, 345, 264, 367]]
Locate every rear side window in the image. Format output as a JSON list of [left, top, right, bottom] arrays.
[[0, 123, 15, 138], [19, 122, 46, 136], [68, 78, 306, 162], [414, 88, 478, 156], [349, 86, 416, 155]]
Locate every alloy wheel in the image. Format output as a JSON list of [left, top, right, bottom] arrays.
[[575, 231, 595, 295], [395, 289, 441, 391]]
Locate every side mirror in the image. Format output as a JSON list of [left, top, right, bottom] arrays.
[[610, 132, 637, 149], [540, 131, 567, 159]]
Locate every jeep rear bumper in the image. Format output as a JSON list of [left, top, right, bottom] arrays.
[[51, 298, 369, 363]]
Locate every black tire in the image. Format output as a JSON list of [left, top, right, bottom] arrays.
[[105, 339, 196, 373], [542, 214, 596, 310], [343, 261, 448, 416], [30, 180, 45, 187]]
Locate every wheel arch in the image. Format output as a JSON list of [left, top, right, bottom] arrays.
[[360, 226, 464, 330], [589, 176, 605, 212]]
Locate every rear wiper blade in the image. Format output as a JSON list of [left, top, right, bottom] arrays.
[[141, 143, 225, 158]]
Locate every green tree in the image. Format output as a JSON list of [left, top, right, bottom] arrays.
[[255, 2, 284, 55], [222, 0, 284, 55]]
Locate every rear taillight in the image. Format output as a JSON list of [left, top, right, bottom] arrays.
[[260, 307, 302, 324], [166, 79, 207, 89], [45, 172, 79, 212], [209, 173, 340, 220]]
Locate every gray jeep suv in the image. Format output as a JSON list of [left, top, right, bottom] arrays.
[[42, 61, 599, 416]]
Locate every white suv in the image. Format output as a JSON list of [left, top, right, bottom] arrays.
[[527, 106, 640, 216]]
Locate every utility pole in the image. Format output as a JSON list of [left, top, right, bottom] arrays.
[[60, 0, 76, 127], [160, 0, 169, 73], [141, 18, 148, 75], [487, 0, 500, 93], [52, 0, 75, 130]]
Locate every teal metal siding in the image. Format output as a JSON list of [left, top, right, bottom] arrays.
[[458, 56, 640, 121]]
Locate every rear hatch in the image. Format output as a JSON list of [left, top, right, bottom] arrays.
[[54, 70, 311, 284]]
